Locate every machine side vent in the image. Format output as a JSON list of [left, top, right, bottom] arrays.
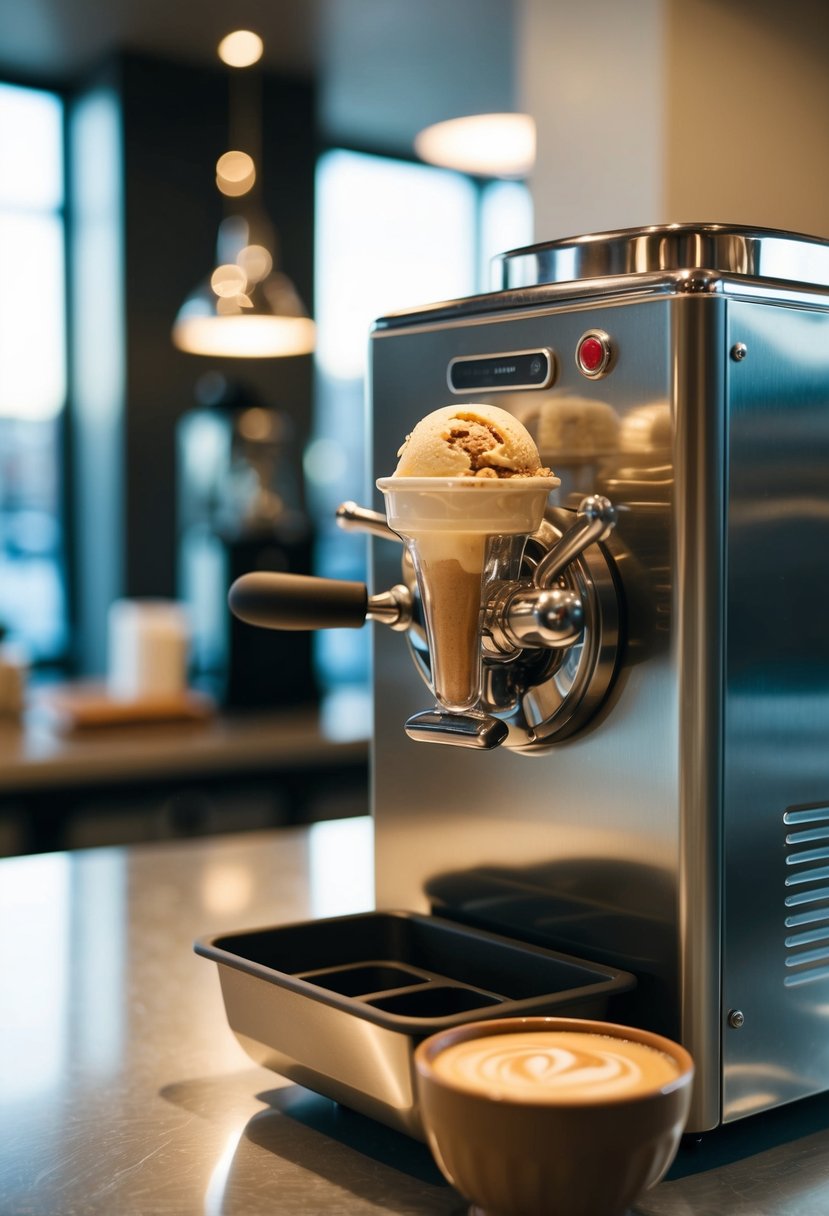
[[784, 805, 829, 987]]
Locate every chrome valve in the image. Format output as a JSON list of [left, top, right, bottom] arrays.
[[488, 585, 585, 653], [478, 498, 614, 659]]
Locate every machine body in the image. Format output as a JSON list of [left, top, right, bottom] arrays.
[[225, 225, 829, 1135], [368, 225, 829, 1132]]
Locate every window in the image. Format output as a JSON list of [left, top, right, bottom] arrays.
[[310, 149, 532, 690], [0, 83, 68, 661]]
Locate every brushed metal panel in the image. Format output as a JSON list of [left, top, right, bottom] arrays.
[[722, 300, 829, 1120], [370, 299, 687, 1066]]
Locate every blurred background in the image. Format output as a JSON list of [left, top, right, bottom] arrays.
[[0, 0, 827, 851]]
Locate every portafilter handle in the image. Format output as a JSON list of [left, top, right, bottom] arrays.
[[228, 572, 412, 632]]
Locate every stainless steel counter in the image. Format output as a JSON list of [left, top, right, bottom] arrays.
[[2, 819, 829, 1215]]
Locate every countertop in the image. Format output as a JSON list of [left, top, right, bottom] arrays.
[[0, 690, 369, 793], [0, 690, 370, 853], [3, 819, 829, 1216]]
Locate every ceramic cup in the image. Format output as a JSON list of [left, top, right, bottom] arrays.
[[414, 1015, 694, 1216]]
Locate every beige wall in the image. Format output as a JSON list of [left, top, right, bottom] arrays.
[[665, 0, 829, 236], [519, 0, 829, 242], [518, 0, 665, 241]]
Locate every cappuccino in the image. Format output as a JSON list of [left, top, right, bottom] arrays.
[[430, 1029, 681, 1103]]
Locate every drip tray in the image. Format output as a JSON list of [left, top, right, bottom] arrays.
[[195, 910, 636, 1138]]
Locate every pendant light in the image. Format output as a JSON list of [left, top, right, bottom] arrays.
[[172, 31, 315, 359], [414, 113, 536, 179]]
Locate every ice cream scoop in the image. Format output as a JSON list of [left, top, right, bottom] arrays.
[[394, 403, 551, 480], [379, 405, 558, 716]]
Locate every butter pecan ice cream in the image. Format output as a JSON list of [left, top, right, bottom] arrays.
[[394, 403, 551, 479]]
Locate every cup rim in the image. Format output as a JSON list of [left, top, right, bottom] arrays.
[[414, 1015, 695, 1108], [376, 475, 560, 491]]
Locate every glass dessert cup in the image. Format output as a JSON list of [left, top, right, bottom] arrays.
[[376, 477, 559, 715]]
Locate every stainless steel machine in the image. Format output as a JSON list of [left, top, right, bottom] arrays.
[[212, 223, 829, 1136]]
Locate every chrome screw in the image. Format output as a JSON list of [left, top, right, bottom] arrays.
[[727, 1008, 745, 1029], [731, 342, 748, 362]]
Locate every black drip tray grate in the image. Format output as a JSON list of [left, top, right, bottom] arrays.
[[368, 984, 503, 1016], [296, 962, 432, 997], [295, 958, 505, 1014]]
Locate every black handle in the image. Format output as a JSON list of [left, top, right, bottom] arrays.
[[228, 572, 369, 631]]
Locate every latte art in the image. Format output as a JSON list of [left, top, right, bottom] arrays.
[[431, 1030, 681, 1102]]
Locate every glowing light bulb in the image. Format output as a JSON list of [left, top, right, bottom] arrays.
[[236, 244, 272, 283], [217, 30, 264, 68], [216, 150, 255, 197], [211, 264, 247, 298]]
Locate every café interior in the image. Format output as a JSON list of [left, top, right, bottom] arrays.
[[2, 2, 829, 1214], [0, 0, 827, 853]]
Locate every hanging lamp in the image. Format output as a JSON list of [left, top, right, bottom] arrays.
[[414, 112, 536, 179], [172, 31, 315, 358]]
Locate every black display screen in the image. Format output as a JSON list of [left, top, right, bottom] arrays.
[[448, 349, 554, 393]]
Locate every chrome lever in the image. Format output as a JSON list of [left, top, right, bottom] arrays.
[[336, 501, 401, 542], [533, 494, 617, 589]]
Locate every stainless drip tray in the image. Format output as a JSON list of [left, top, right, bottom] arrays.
[[195, 910, 635, 1137]]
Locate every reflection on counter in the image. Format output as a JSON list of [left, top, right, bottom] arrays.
[[199, 1086, 450, 1216], [1, 848, 125, 1106], [426, 852, 676, 1036]]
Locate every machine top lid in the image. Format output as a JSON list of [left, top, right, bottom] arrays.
[[494, 223, 829, 292]]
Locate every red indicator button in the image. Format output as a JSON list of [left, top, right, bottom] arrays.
[[576, 330, 612, 378]]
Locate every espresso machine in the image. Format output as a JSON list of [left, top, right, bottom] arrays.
[[204, 224, 829, 1137]]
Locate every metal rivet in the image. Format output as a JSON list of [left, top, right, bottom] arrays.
[[731, 342, 748, 362], [727, 1009, 745, 1029]]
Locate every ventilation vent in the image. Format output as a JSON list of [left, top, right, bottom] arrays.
[[784, 804, 829, 987]]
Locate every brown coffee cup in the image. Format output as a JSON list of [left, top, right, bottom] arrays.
[[414, 1016, 694, 1216]]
